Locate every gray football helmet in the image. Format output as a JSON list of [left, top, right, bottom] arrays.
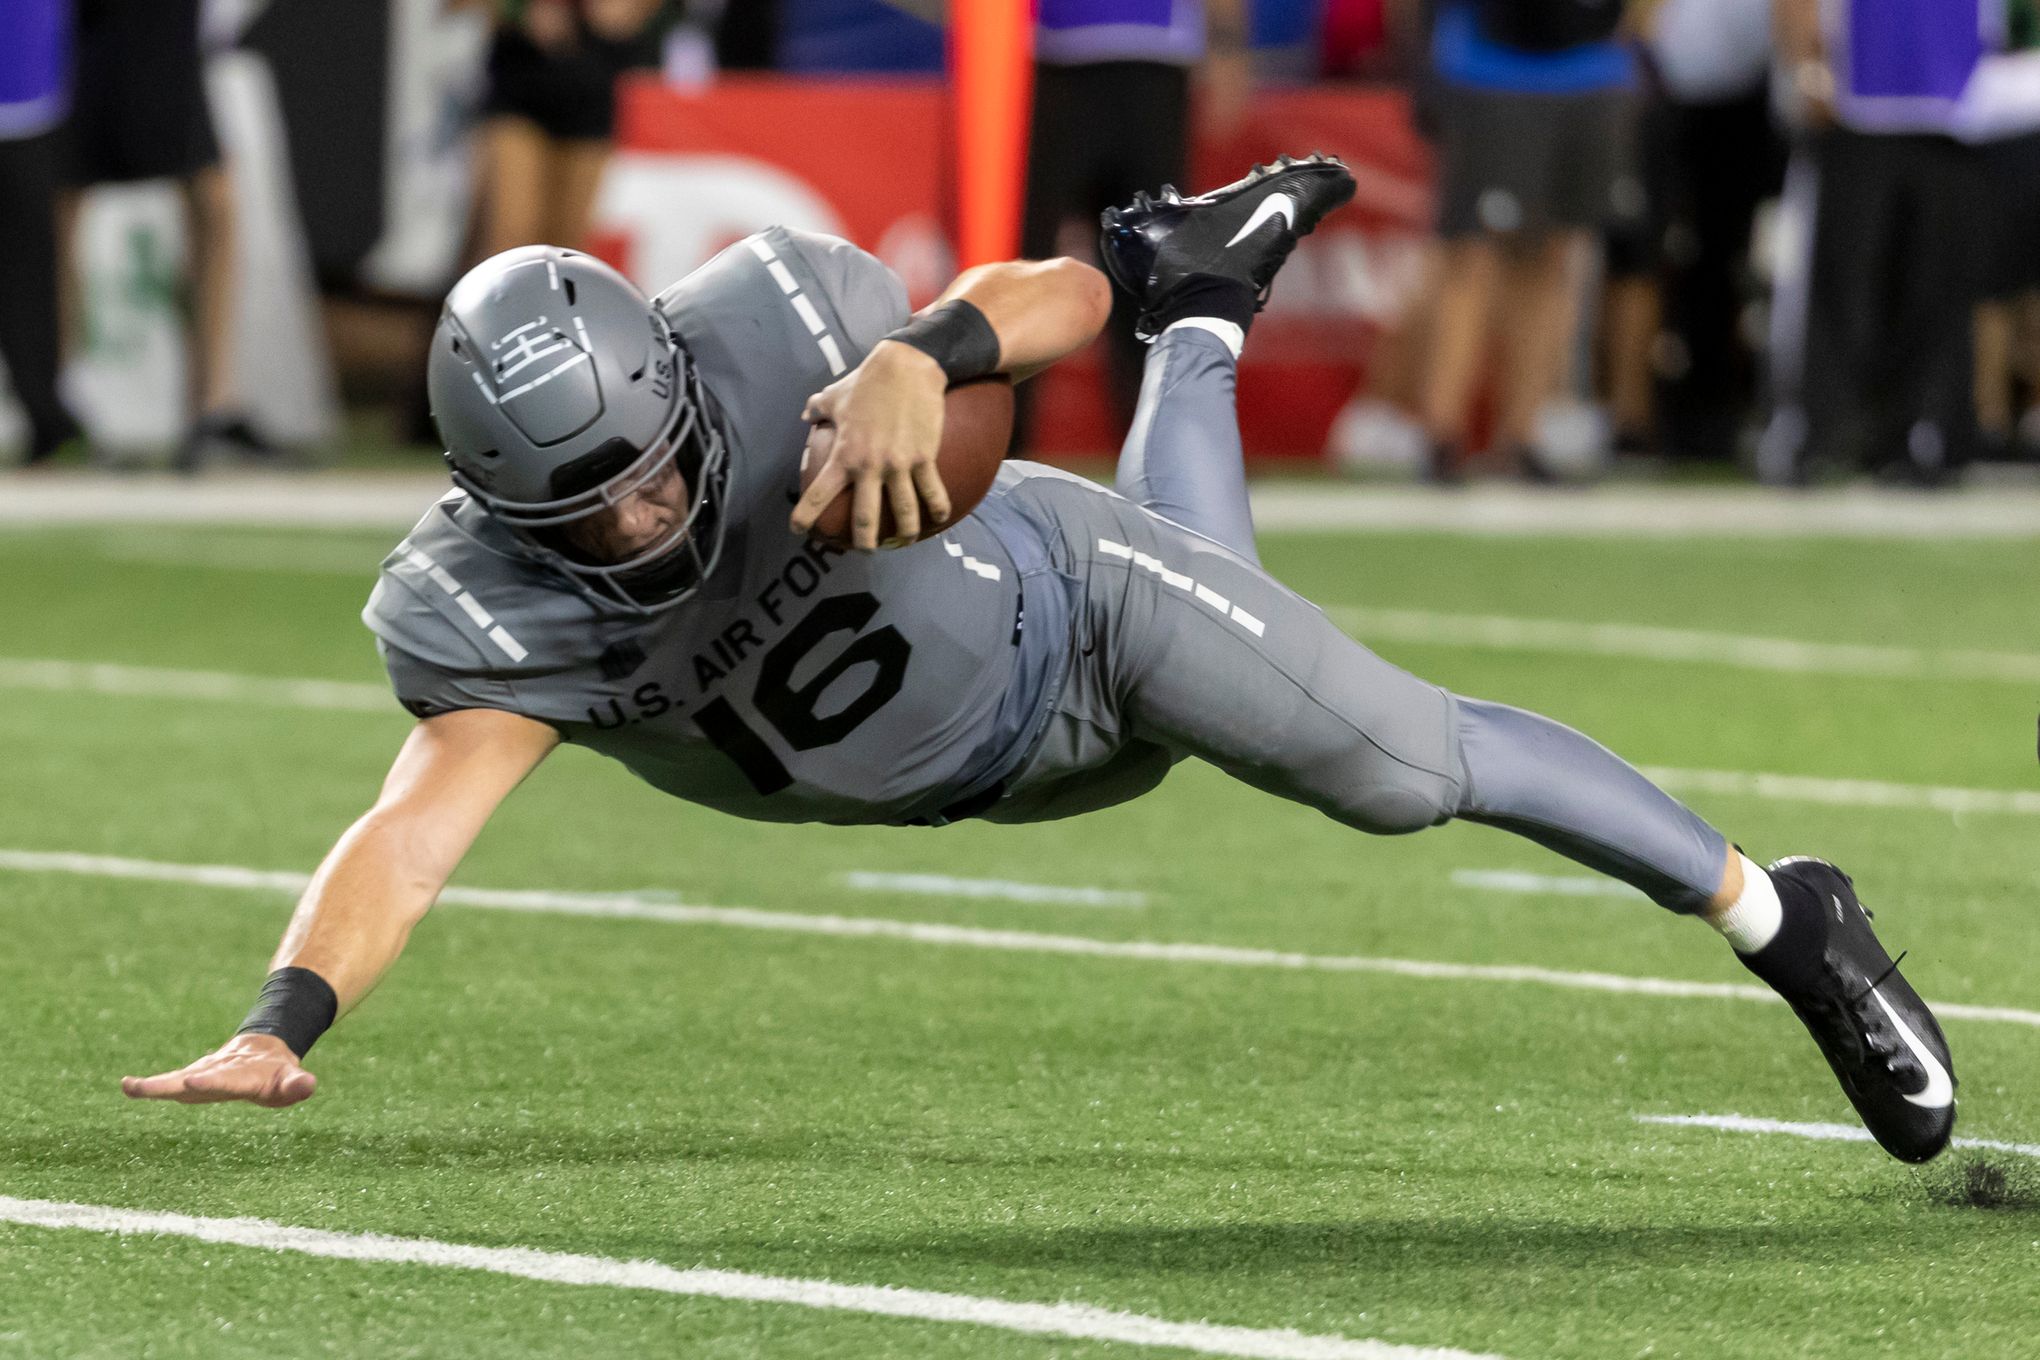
[[427, 245, 730, 614]]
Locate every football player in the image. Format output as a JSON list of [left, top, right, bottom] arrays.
[[124, 157, 1957, 1162]]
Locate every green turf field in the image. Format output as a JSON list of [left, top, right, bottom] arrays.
[[3, 510, 2038, 1359]]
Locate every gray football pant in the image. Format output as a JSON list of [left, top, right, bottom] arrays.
[[991, 326, 1729, 913]]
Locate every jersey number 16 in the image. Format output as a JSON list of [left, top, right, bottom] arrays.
[[693, 591, 909, 795]]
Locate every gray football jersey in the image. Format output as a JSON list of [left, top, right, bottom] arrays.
[[364, 228, 1062, 826]]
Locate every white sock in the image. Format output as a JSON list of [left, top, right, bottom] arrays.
[[1161, 316, 1245, 359], [1709, 853, 1783, 954]]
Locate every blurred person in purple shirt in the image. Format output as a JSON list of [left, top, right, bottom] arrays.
[[1, 0, 83, 469], [1761, 0, 1997, 485], [1021, 0, 1252, 440], [775, 0, 944, 72]]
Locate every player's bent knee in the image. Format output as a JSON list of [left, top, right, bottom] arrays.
[[1295, 751, 1459, 835], [1335, 779, 1458, 836], [1260, 710, 1464, 836]]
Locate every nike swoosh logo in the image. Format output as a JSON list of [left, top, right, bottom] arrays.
[[1866, 982, 1955, 1109], [1224, 193, 1298, 248]]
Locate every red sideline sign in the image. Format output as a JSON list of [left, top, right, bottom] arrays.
[[592, 76, 1432, 460]]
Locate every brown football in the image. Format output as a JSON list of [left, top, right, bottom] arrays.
[[799, 375, 1014, 548]]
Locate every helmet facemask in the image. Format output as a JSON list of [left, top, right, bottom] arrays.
[[449, 356, 731, 616]]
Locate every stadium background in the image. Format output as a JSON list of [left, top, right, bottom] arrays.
[[7, 5, 2040, 1360], [24, 0, 2040, 478]]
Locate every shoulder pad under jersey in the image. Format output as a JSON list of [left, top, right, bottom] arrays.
[[361, 492, 599, 680], [654, 227, 908, 384], [652, 228, 911, 510]]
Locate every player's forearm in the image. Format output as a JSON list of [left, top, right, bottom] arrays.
[[268, 807, 463, 1014], [263, 709, 556, 1017], [936, 258, 1113, 380]]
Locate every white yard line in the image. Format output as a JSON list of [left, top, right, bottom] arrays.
[[5, 849, 2038, 1030], [0, 475, 448, 528], [1248, 483, 2040, 538], [842, 871, 1147, 908], [1451, 870, 1643, 900], [1327, 606, 2040, 685], [20, 520, 2040, 686], [1633, 1113, 2040, 1160], [1636, 766, 2040, 818], [0, 659, 392, 712], [7, 475, 2040, 538], [0, 1196, 1500, 1360], [6, 655, 2038, 819], [84, 536, 383, 576]]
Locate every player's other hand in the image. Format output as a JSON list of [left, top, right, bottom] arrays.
[[121, 1033, 318, 1108], [794, 340, 951, 551]]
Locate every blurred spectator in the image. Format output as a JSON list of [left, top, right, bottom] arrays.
[[1415, 0, 1637, 482], [1968, 1, 2040, 462], [1020, 0, 1252, 439], [1638, 0, 1782, 463], [1595, 47, 1672, 461], [1759, 0, 1992, 485], [1652, 0, 1771, 102], [63, 0, 267, 471], [1973, 129, 2040, 460], [1326, 268, 1440, 479], [1318, 0, 1443, 481], [0, 0, 80, 469], [705, 0, 776, 71], [472, 0, 668, 262], [774, 0, 942, 73], [1321, 0, 1393, 78]]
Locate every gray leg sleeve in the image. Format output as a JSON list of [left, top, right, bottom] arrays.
[[1114, 326, 1261, 564], [1008, 433, 1731, 914], [1453, 698, 1728, 914]]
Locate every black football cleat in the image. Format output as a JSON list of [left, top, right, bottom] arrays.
[[1100, 153, 1357, 340], [1739, 856, 1956, 1163]]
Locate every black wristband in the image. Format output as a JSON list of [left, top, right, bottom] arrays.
[[236, 966, 339, 1058], [883, 299, 1001, 384]]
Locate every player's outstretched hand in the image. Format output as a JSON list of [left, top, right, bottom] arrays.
[[121, 1033, 318, 1108], [794, 339, 952, 551]]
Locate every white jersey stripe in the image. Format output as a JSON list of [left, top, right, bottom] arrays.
[[816, 333, 847, 375], [453, 592, 494, 628], [941, 538, 1003, 581], [407, 548, 459, 594], [790, 293, 827, 336], [401, 547, 526, 663], [487, 626, 529, 663], [1097, 539, 1266, 639]]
